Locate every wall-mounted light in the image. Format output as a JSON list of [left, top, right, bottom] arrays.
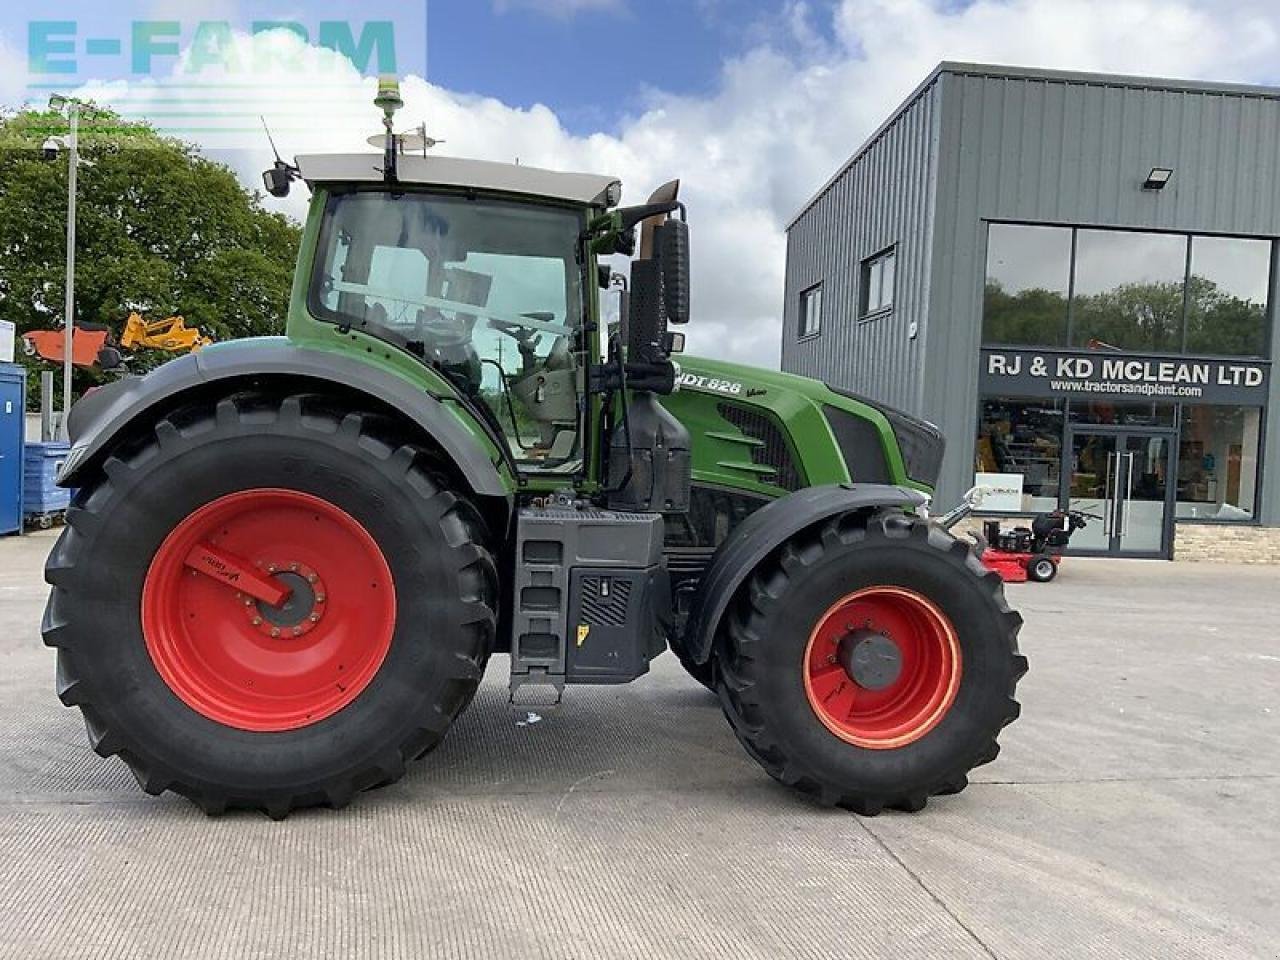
[[1143, 167, 1174, 190]]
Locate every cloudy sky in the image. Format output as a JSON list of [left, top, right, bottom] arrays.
[[3, 0, 1280, 367]]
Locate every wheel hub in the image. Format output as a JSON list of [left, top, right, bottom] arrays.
[[838, 628, 902, 690], [248, 565, 326, 637], [802, 586, 963, 749]]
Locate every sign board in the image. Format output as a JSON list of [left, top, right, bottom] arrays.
[[0, 320, 13, 363], [980, 348, 1270, 406], [974, 472, 1025, 512]]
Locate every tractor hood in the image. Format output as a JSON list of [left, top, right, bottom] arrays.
[[672, 355, 946, 492]]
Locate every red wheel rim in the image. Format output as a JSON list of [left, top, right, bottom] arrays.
[[802, 586, 961, 749], [141, 489, 396, 732]]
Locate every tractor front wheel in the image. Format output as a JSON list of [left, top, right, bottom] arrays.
[[42, 393, 497, 817], [715, 509, 1025, 814]]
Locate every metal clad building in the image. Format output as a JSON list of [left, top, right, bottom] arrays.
[[783, 62, 1280, 559]]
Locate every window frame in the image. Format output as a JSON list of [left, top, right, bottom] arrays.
[[798, 281, 823, 340], [860, 246, 897, 320], [981, 220, 1275, 361]]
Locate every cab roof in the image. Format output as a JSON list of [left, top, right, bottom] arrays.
[[296, 153, 622, 207]]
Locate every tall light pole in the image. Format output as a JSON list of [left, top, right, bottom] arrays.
[[45, 95, 80, 441]]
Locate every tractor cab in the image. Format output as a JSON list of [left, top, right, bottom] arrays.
[[289, 149, 690, 501]]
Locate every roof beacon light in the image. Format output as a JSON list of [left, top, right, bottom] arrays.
[[375, 76, 404, 183]]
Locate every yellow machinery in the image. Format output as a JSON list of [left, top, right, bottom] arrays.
[[119, 313, 212, 354]]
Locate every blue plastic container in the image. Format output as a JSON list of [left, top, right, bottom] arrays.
[[23, 441, 71, 517], [0, 365, 22, 535]]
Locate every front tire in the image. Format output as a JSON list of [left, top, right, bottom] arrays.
[[1027, 554, 1058, 582], [42, 393, 497, 817], [716, 509, 1025, 814]]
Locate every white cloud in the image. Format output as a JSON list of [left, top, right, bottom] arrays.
[[0, 32, 30, 109], [14, 0, 1280, 370]]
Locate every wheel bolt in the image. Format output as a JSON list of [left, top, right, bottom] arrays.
[[307, 574, 317, 584], [292, 627, 302, 636], [315, 594, 325, 603], [289, 563, 298, 572], [252, 617, 262, 626], [309, 614, 319, 622], [270, 628, 280, 638]]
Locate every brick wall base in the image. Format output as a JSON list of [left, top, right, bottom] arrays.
[[1172, 524, 1280, 564], [938, 517, 1280, 564]]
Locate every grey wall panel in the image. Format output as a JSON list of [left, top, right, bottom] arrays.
[[939, 70, 1280, 234], [780, 79, 941, 415]]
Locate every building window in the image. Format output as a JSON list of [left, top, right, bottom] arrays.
[[983, 224, 1071, 346], [982, 224, 1273, 358], [1176, 405, 1262, 521], [860, 247, 896, 317], [1072, 229, 1188, 353], [976, 397, 1263, 525], [1185, 237, 1271, 357], [975, 398, 1064, 511], [799, 283, 822, 338]]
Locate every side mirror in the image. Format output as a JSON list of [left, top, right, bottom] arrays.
[[262, 163, 293, 198], [655, 219, 689, 325]]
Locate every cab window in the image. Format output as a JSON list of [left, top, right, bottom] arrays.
[[311, 191, 587, 472]]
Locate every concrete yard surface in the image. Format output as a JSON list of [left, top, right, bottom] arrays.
[[0, 529, 1277, 959]]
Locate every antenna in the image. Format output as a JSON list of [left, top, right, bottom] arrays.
[[259, 115, 299, 198], [260, 115, 283, 164]]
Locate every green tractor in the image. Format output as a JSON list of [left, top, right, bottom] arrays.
[[42, 86, 1025, 818]]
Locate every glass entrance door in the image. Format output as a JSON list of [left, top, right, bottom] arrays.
[[1066, 430, 1174, 557]]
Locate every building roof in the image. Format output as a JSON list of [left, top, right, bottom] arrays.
[[296, 153, 622, 207], [786, 61, 1280, 229]]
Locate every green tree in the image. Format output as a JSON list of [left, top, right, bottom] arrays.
[[986, 274, 1267, 357], [0, 104, 301, 408], [1184, 274, 1267, 357], [982, 280, 1069, 345], [1071, 280, 1186, 352]]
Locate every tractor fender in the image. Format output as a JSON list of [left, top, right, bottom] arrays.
[[58, 339, 511, 503], [682, 483, 929, 664]]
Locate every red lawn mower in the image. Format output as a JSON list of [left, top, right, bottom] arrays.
[[937, 488, 1098, 583]]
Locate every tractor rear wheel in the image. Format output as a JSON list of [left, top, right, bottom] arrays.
[[715, 508, 1025, 814], [42, 393, 497, 817]]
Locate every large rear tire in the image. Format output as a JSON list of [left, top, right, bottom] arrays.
[[42, 392, 497, 817], [715, 509, 1025, 814]]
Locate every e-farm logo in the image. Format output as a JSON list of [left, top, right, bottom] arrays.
[[22, 4, 427, 142], [28, 20, 399, 77]]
